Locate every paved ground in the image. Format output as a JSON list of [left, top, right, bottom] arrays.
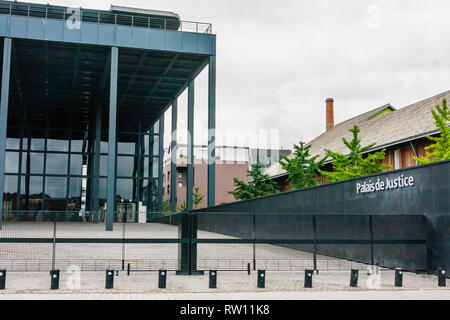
[[1, 221, 446, 299], [0, 270, 447, 299], [0, 222, 363, 272], [1, 290, 450, 300]]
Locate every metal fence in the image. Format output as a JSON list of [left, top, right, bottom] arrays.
[[0, 211, 427, 273], [0, 2, 213, 34]]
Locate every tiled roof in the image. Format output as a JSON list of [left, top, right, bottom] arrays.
[[265, 90, 450, 178]]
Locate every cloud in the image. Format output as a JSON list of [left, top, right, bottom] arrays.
[[25, 0, 450, 150]]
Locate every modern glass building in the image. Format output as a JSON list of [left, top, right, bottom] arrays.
[[0, 1, 216, 230]]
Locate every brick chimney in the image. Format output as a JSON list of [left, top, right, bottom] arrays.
[[326, 98, 334, 131]]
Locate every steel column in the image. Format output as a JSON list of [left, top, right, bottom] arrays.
[[186, 80, 194, 211], [0, 38, 12, 229], [207, 55, 216, 207], [92, 103, 102, 222], [106, 46, 118, 231], [170, 100, 178, 213], [157, 115, 164, 213]]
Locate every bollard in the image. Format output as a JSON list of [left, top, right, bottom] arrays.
[[257, 270, 265, 288], [247, 263, 251, 275], [209, 270, 217, 289], [159, 269, 167, 289], [0, 269, 5, 290], [350, 269, 359, 287], [395, 268, 403, 287], [127, 263, 131, 276], [304, 269, 313, 288], [105, 269, 114, 289], [438, 269, 446, 287], [50, 269, 60, 290]]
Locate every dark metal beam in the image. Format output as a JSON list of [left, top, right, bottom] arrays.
[[186, 79, 194, 211], [123, 53, 180, 132], [157, 114, 164, 213], [170, 99, 177, 213], [118, 51, 148, 110], [106, 46, 118, 231], [207, 55, 216, 207]]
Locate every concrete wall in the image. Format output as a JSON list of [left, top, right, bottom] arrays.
[[196, 160, 449, 273]]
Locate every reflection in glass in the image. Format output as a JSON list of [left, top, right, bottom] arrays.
[[118, 138, 137, 155], [3, 175, 18, 210], [70, 154, 83, 175], [101, 141, 108, 153], [47, 139, 68, 152], [117, 156, 136, 177], [116, 179, 133, 201], [153, 135, 159, 156], [99, 178, 107, 199], [46, 154, 68, 174], [5, 152, 19, 173], [100, 156, 107, 176], [69, 178, 82, 198], [30, 138, 45, 151], [71, 140, 83, 152], [30, 153, 44, 174], [29, 176, 43, 196], [6, 137, 20, 150], [45, 177, 67, 198], [4, 175, 18, 194]]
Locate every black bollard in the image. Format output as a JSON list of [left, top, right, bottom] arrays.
[[209, 270, 217, 289], [159, 269, 167, 289], [438, 269, 446, 287], [127, 263, 131, 276], [304, 269, 313, 288], [350, 269, 359, 287], [395, 268, 403, 287], [257, 270, 265, 288], [247, 263, 251, 275], [50, 269, 60, 290], [105, 269, 114, 289], [0, 269, 5, 290]]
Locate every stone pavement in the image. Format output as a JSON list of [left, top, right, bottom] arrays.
[[1, 290, 450, 300]]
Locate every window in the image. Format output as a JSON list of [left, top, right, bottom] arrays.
[[178, 172, 183, 179], [178, 182, 183, 187], [167, 185, 170, 194]]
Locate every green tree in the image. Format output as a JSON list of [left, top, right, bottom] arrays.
[[319, 125, 390, 182], [177, 201, 187, 213], [414, 98, 450, 164], [279, 141, 325, 190], [193, 186, 204, 209], [228, 163, 278, 200], [174, 187, 204, 212], [162, 200, 170, 215]]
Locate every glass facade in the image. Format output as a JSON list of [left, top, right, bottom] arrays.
[[3, 123, 161, 217]]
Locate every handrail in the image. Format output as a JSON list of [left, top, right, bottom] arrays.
[[0, 2, 213, 34]]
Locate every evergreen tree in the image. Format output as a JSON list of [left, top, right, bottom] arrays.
[[319, 125, 390, 182], [193, 186, 204, 209], [279, 141, 325, 190], [162, 200, 170, 215], [414, 98, 450, 164], [229, 164, 278, 200], [177, 201, 187, 213]]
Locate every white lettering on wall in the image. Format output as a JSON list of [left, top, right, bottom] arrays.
[[356, 175, 415, 194]]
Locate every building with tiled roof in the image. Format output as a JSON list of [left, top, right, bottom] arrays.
[[266, 90, 450, 190]]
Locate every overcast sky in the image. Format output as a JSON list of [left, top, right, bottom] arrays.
[[26, 0, 450, 150]]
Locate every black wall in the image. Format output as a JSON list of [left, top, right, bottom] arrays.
[[196, 160, 449, 273]]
